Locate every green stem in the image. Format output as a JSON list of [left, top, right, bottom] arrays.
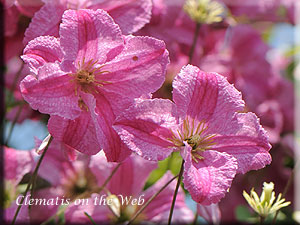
[[127, 174, 179, 225], [167, 160, 185, 225], [84, 212, 98, 225], [192, 211, 198, 225], [188, 23, 201, 64], [41, 162, 122, 225], [271, 167, 295, 225], [11, 135, 53, 225], [75, 162, 122, 200], [99, 163, 122, 191], [260, 215, 265, 224]]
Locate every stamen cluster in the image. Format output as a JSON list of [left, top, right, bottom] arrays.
[[169, 118, 216, 162]]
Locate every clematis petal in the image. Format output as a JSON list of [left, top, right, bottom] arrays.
[[5, 147, 34, 183], [60, 9, 124, 67], [99, 35, 169, 114], [211, 112, 272, 174], [37, 139, 75, 186], [83, 93, 131, 162], [108, 155, 157, 196], [22, 36, 63, 74], [113, 99, 177, 161], [23, 3, 65, 44], [173, 65, 244, 122], [29, 188, 61, 223], [142, 171, 194, 223], [64, 194, 111, 223], [197, 203, 221, 225], [89, 151, 115, 185], [14, 0, 44, 18], [5, 195, 30, 223], [48, 113, 101, 156], [87, 0, 152, 34], [20, 63, 81, 120], [182, 147, 238, 205], [90, 153, 157, 196]]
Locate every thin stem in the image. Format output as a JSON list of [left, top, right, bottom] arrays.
[[127, 174, 179, 225], [260, 215, 265, 224], [84, 212, 98, 225], [192, 211, 198, 225], [75, 162, 122, 200], [11, 135, 53, 225], [99, 163, 121, 191], [271, 167, 295, 225], [5, 104, 24, 146], [188, 23, 201, 64], [41, 162, 122, 225], [167, 160, 185, 225]]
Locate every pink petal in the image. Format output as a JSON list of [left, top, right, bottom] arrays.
[[48, 113, 101, 156], [211, 112, 272, 174], [90, 153, 157, 196], [143, 171, 194, 223], [22, 36, 63, 74], [99, 35, 169, 114], [182, 148, 238, 205], [5, 5, 19, 37], [197, 203, 221, 225], [5, 195, 30, 224], [64, 194, 111, 223], [113, 99, 177, 161], [14, 0, 44, 17], [4, 147, 34, 183], [84, 93, 131, 162], [89, 152, 116, 184], [173, 65, 244, 122], [23, 3, 65, 44], [20, 63, 81, 120], [88, 0, 152, 34], [60, 9, 124, 66], [29, 188, 61, 223], [37, 139, 75, 186], [109, 155, 157, 196]]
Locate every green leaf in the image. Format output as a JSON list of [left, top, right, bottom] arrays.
[[144, 152, 182, 189], [235, 205, 258, 223]]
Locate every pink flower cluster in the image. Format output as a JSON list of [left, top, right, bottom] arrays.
[[4, 0, 295, 223]]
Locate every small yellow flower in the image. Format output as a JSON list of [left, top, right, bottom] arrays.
[[183, 0, 225, 24], [243, 182, 291, 218]]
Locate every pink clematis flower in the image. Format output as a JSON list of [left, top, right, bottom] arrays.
[[24, 0, 152, 43], [20, 9, 169, 161], [113, 65, 272, 204], [4, 147, 35, 223], [64, 152, 194, 224]]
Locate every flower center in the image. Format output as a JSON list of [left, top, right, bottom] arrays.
[[169, 117, 216, 162], [69, 58, 110, 96], [63, 168, 98, 201]]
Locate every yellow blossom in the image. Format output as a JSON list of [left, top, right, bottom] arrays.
[[243, 182, 291, 218]]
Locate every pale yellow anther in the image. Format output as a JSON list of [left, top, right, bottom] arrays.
[[184, 0, 225, 24], [243, 182, 291, 218], [106, 195, 121, 218], [69, 58, 111, 97], [169, 117, 216, 162]]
